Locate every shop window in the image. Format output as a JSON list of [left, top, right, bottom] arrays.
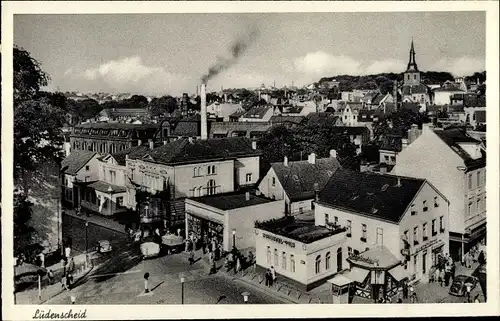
[[315, 255, 321, 274], [274, 249, 279, 267], [325, 252, 331, 270], [290, 254, 295, 273], [266, 246, 271, 265], [282, 252, 287, 270]]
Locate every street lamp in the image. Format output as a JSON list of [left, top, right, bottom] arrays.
[[85, 221, 89, 267], [180, 276, 185, 304], [232, 230, 236, 249], [241, 291, 250, 304]]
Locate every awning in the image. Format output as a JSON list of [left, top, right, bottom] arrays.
[[327, 273, 352, 287], [389, 265, 408, 282], [344, 267, 369, 283]]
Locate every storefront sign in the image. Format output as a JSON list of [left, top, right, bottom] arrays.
[[262, 233, 295, 248], [350, 255, 379, 265], [412, 238, 441, 255]]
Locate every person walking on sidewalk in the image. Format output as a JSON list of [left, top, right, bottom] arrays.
[[47, 269, 54, 284], [270, 266, 276, 285], [265, 269, 271, 287], [188, 250, 195, 265], [444, 261, 452, 286]]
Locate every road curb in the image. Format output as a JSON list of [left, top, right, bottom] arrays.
[[40, 265, 96, 305]]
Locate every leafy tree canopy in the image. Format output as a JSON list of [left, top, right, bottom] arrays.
[[149, 95, 178, 116]]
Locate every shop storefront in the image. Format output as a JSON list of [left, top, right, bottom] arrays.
[[186, 212, 224, 246]]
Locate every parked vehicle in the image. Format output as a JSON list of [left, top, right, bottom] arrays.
[[96, 240, 112, 253], [449, 275, 477, 296]]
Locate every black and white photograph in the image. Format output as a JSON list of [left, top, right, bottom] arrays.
[[2, 1, 499, 319]]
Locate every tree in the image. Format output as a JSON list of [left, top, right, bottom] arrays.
[[127, 94, 149, 108], [68, 98, 102, 123], [372, 109, 428, 142], [257, 125, 299, 163], [149, 95, 178, 116], [13, 193, 38, 257]]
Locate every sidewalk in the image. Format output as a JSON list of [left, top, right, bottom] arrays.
[[64, 209, 126, 234], [15, 252, 95, 305]]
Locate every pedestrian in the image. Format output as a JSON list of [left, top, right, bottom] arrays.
[[177, 228, 181, 237], [61, 275, 69, 291], [264, 270, 270, 287], [465, 282, 472, 302], [270, 266, 276, 284], [65, 246, 71, 261], [410, 292, 418, 304], [39, 252, 45, 268], [444, 262, 451, 286], [235, 256, 241, 274], [68, 257, 76, 274], [473, 294, 480, 303], [214, 244, 220, 261], [188, 250, 195, 265], [47, 269, 54, 284], [451, 261, 456, 281]]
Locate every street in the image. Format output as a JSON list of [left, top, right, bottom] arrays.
[[46, 248, 283, 305]]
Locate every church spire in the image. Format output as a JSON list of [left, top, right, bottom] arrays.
[[407, 39, 419, 72]]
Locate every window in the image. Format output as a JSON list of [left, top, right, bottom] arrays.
[[334, 216, 338, 224], [361, 224, 367, 242], [423, 200, 428, 212], [325, 252, 331, 270], [272, 177, 276, 187], [193, 167, 198, 177], [246, 173, 252, 183], [348, 247, 353, 257], [468, 174, 472, 190], [413, 226, 419, 245], [413, 255, 417, 272], [413, 74, 417, 80], [116, 197, 124, 208], [411, 204, 417, 216], [346, 220, 352, 237], [85, 165, 90, 171], [477, 171, 481, 187], [315, 255, 321, 274], [434, 196, 439, 207], [207, 165, 216, 175], [468, 201, 473, 216], [325, 213, 329, 225], [404, 230, 409, 242], [423, 223, 428, 241], [207, 179, 216, 195], [432, 219, 437, 236], [384, 155, 389, 161], [274, 249, 279, 266], [282, 252, 287, 270], [290, 254, 295, 272], [439, 216, 444, 232], [376, 228, 383, 245], [266, 246, 271, 265], [337, 248, 343, 272]]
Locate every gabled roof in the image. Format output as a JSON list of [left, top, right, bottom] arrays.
[[434, 127, 482, 162], [109, 145, 150, 166], [229, 109, 246, 118], [271, 157, 342, 201], [318, 169, 426, 224], [101, 108, 149, 117], [401, 84, 429, 95], [241, 105, 274, 119], [269, 115, 305, 125], [139, 137, 260, 165], [61, 150, 97, 175]]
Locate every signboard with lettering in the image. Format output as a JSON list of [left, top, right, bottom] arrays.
[[412, 238, 441, 255], [262, 233, 296, 248]]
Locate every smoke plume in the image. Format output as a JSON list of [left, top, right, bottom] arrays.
[[201, 28, 260, 84]]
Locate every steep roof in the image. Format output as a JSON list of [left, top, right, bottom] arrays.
[[318, 168, 426, 224], [139, 137, 260, 165], [272, 157, 342, 201], [75, 123, 158, 130], [110, 145, 150, 165], [241, 105, 274, 119], [61, 150, 97, 175]]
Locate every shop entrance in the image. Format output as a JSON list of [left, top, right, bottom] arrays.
[[187, 214, 223, 246]]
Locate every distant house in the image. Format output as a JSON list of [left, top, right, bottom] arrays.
[[379, 135, 403, 166], [206, 102, 245, 121], [239, 105, 278, 122], [228, 109, 246, 122], [336, 103, 363, 126], [461, 107, 486, 129], [258, 151, 341, 215], [432, 86, 465, 105], [330, 126, 370, 155], [305, 112, 342, 127], [97, 108, 150, 123], [209, 121, 272, 139]]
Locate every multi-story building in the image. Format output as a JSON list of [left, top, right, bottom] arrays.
[[70, 123, 163, 155], [392, 125, 486, 261], [258, 151, 341, 215], [315, 168, 450, 284]]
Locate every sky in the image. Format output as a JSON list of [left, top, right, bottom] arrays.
[[14, 12, 486, 96]]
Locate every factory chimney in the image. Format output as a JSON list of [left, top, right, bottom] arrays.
[[393, 80, 398, 111], [200, 83, 208, 140]]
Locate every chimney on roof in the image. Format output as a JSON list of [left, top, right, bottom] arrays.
[[308, 153, 316, 165], [284, 156, 289, 167], [245, 191, 250, 201], [396, 177, 402, 187], [149, 139, 154, 150], [329, 149, 337, 158], [252, 141, 257, 150], [200, 83, 208, 140]]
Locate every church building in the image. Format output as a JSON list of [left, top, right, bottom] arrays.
[[400, 40, 431, 109]]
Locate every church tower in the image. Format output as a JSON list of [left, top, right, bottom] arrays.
[[404, 39, 421, 86]]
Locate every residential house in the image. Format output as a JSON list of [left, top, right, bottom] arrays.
[[379, 135, 403, 166], [392, 125, 486, 261], [432, 86, 465, 106], [269, 115, 305, 127], [60, 150, 100, 208], [330, 126, 370, 155], [209, 121, 272, 139], [336, 103, 363, 126], [239, 105, 278, 123], [206, 102, 245, 121], [316, 168, 450, 284], [258, 151, 341, 215]]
